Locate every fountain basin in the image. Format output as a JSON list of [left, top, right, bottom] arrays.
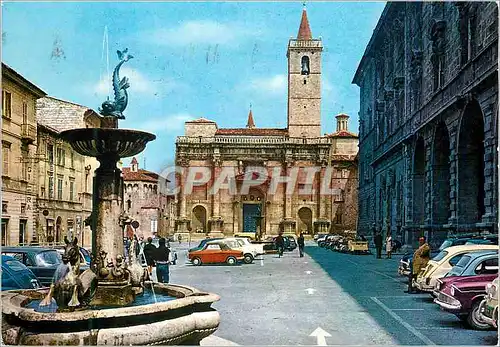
[[2, 283, 220, 345], [59, 128, 156, 159]]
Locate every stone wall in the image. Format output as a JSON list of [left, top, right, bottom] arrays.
[[354, 2, 498, 247]]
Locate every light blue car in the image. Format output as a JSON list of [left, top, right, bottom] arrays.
[[445, 250, 498, 277]]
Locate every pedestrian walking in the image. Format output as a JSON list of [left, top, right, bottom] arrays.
[[177, 234, 182, 245], [154, 238, 171, 283], [374, 232, 383, 259], [275, 232, 285, 258], [143, 237, 157, 275], [385, 234, 392, 259], [298, 232, 305, 257], [406, 236, 430, 293]]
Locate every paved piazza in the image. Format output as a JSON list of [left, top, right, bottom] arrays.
[[170, 242, 498, 346]]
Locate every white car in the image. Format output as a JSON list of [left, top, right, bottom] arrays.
[[217, 237, 262, 264]]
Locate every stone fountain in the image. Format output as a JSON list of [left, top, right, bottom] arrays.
[[1, 49, 220, 345]]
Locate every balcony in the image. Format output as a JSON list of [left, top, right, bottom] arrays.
[[21, 123, 36, 144]]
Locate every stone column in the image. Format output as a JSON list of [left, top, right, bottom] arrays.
[[480, 103, 497, 231], [176, 164, 190, 233], [92, 154, 124, 268], [284, 162, 293, 219], [447, 125, 459, 230], [209, 160, 224, 234]]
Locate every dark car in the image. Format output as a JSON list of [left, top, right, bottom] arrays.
[[284, 235, 297, 251], [434, 273, 497, 330], [188, 238, 223, 253], [2, 255, 42, 290], [2, 246, 71, 286]]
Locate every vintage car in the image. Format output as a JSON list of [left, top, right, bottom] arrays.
[[1, 246, 69, 286], [217, 238, 259, 264], [433, 273, 497, 330], [1, 255, 42, 290], [188, 241, 244, 266], [444, 251, 498, 278], [479, 277, 499, 328], [314, 233, 328, 241], [53, 246, 92, 266], [414, 244, 498, 292], [235, 237, 265, 256], [284, 235, 297, 251], [188, 238, 223, 253]]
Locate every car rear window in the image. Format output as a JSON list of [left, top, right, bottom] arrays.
[[35, 251, 62, 266], [432, 250, 448, 262], [439, 240, 454, 251], [4, 259, 26, 272], [455, 255, 471, 268]]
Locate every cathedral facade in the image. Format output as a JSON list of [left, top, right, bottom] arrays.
[[174, 9, 358, 238]]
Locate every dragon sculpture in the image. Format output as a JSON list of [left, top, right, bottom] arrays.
[[99, 48, 134, 119], [39, 237, 97, 310]]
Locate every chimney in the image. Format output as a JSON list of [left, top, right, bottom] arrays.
[[335, 113, 349, 132]]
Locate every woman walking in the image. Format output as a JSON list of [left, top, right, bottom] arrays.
[[386, 234, 392, 259]]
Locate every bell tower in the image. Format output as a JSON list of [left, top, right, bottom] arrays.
[[287, 6, 323, 138]]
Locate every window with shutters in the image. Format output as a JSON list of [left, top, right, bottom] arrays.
[[2, 91, 12, 118], [2, 145, 9, 176], [57, 177, 63, 200]]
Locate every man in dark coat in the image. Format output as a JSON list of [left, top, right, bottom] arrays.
[[297, 232, 305, 257], [374, 232, 383, 259], [275, 232, 285, 258], [143, 237, 156, 275]]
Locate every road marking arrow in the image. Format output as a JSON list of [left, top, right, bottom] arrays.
[[305, 270, 312, 275], [305, 288, 316, 295], [310, 327, 331, 346]]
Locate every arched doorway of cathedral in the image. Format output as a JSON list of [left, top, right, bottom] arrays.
[[55, 216, 62, 244], [432, 122, 451, 227], [241, 188, 265, 235], [297, 207, 313, 235], [191, 205, 207, 233], [457, 100, 485, 226]]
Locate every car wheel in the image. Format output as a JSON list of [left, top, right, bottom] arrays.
[[192, 257, 202, 266], [226, 256, 237, 265], [243, 254, 254, 264], [467, 300, 492, 330]]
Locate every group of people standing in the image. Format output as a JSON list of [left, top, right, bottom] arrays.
[[373, 232, 393, 259], [142, 237, 172, 283]]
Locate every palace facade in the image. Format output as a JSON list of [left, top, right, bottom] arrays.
[[353, 2, 498, 248]]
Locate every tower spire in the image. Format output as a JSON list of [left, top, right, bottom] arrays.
[[246, 105, 255, 128], [297, 5, 312, 40]]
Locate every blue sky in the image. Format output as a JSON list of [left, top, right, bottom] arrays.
[[2, 1, 385, 172]]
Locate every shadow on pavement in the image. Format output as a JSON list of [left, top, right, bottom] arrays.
[[304, 245, 498, 346]]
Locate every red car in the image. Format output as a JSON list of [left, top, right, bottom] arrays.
[[434, 273, 497, 330], [188, 241, 244, 266]]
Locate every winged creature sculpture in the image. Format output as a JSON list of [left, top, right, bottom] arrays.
[[99, 48, 134, 119]]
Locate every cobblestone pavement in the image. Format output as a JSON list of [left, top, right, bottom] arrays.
[[169, 241, 498, 345]]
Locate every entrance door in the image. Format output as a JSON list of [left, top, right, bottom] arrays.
[[243, 204, 261, 233], [2, 219, 8, 246], [19, 219, 27, 245]]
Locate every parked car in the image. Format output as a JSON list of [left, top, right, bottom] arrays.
[[314, 233, 329, 242], [217, 238, 258, 264], [479, 277, 499, 328], [1, 255, 42, 290], [444, 251, 498, 278], [235, 237, 265, 256], [317, 234, 332, 247], [188, 241, 244, 266], [2, 246, 68, 286], [284, 235, 297, 251], [414, 244, 498, 293], [188, 238, 223, 253], [53, 246, 91, 266], [433, 273, 497, 330]]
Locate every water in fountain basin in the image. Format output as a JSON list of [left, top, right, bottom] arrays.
[[25, 289, 176, 313]]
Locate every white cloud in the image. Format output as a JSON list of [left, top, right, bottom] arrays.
[[146, 20, 257, 46], [133, 113, 194, 133], [247, 74, 287, 97]]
